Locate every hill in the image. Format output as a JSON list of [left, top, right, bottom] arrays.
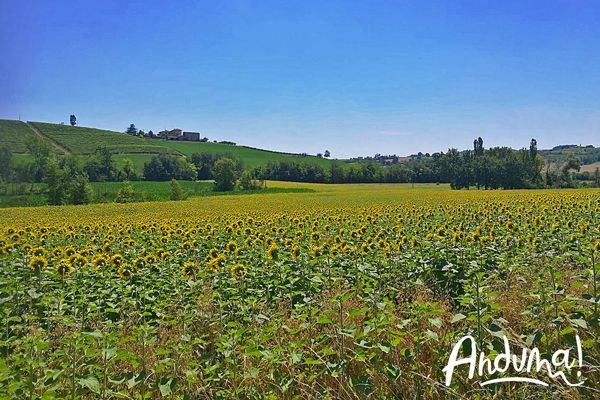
[[539, 145, 600, 165], [1, 120, 341, 174]]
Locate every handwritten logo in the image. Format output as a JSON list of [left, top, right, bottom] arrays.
[[443, 335, 584, 387]]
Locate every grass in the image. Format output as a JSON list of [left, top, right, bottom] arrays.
[[0, 180, 316, 207], [0, 119, 46, 153], [4, 120, 345, 174], [157, 140, 338, 168], [28, 122, 177, 155], [580, 161, 600, 173]]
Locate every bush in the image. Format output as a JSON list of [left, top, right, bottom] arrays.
[[239, 170, 262, 190], [143, 154, 197, 181], [169, 179, 186, 200], [116, 181, 135, 203], [212, 158, 239, 191]]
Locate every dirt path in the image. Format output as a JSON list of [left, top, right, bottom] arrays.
[[25, 122, 71, 156]]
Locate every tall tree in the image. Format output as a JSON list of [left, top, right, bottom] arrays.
[[70, 114, 77, 126], [126, 124, 137, 135]]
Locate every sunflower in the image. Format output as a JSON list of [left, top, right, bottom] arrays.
[[111, 254, 124, 267], [64, 246, 77, 257], [181, 262, 199, 279], [30, 247, 46, 257], [267, 244, 279, 260], [69, 253, 87, 268], [208, 248, 219, 259], [56, 259, 73, 277], [92, 254, 109, 269], [230, 263, 246, 279], [29, 256, 48, 272], [118, 263, 135, 280], [360, 243, 369, 255], [145, 254, 157, 265], [226, 241, 237, 253], [291, 245, 300, 258], [209, 255, 226, 272]]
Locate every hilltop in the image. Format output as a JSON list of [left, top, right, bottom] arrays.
[[0, 119, 339, 174]]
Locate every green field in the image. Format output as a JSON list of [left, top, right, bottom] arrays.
[[1, 120, 343, 173], [0, 180, 316, 207], [28, 122, 177, 155], [158, 140, 336, 168], [0, 119, 47, 154]]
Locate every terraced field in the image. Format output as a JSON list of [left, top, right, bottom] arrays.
[[27, 122, 176, 155], [0, 119, 48, 154]]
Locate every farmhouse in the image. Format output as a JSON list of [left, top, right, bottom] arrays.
[[183, 131, 200, 141]]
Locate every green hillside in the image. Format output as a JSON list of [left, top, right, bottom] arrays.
[[1, 120, 341, 174], [28, 122, 176, 155], [0, 119, 46, 153], [158, 140, 334, 168]]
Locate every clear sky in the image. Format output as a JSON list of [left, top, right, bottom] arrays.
[[1, 1, 599, 158]]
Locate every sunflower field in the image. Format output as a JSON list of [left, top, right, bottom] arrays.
[[0, 184, 599, 399]]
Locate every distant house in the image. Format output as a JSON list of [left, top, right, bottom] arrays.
[[166, 129, 182, 140], [183, 131, 200, 141]]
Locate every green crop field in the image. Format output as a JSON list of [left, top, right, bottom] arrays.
[[157, 140, 337, 168], [0, 119, 47, 154], [28, 122, 177, 155], [1, 120, 342, 171]]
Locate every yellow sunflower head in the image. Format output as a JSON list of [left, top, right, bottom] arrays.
[[267, 244, 279, 260], [29, 256, 48, 272], [230, 263, 246, 279]]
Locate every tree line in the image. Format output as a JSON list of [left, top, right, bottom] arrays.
[[1, 136, 597, 206]]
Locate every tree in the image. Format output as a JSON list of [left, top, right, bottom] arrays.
[[316, 153, 323, 158], [212, 157, 238, 191], [0, 146, 12, 182], [70, 114, 77, 126], [143, 154, 197, 181], [120, 158, 137, 181], [115, 181, 135, 203], [25, 137, 52, 183], [324, 150, 331, 158], [239, 170, 261, 190], [84, 146, 118, 181], [169, 179, 185, 200], [70, 174, 93, 204], [44, 158, 67, 205], [473, 137, 484, 156], [126, 124, 137, 135]]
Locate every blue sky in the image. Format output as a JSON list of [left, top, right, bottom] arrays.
[[1, 1, 599, 158]]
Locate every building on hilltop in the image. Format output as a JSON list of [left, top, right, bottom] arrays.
[[166, 129, 182, 140], [183, 131, 200, 141]]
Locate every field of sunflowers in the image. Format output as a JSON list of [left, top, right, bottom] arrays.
[[0, 183, 599, 399]]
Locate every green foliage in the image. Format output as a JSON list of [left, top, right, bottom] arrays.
[[115, 181, 135, 203], [212, 157, 239, 191], [25, 136, 53, 183], [120, 158, 137, 181], [44, 156, 93, 205], [0, 146, 12, 181], [169, 179, 185, 201], [143, 154, 197, 181], [70, 174, 94, 205], [84, 146, 119, 182], [239, 170, 263, 190]]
